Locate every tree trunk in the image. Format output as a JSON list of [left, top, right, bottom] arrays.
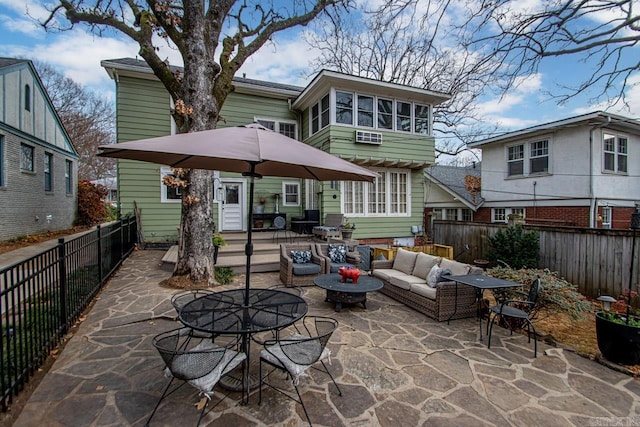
[[172, 3, 221, 285]]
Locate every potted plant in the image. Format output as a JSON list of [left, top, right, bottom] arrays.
[[254, 194, 267, 214], [340, 218, 356, 240], [595, 206, 640, 365], [595, 291, 640, 365], [212, 234, 227, 264]]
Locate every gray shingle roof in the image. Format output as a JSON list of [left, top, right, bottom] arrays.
[[424, 163, 483, 207], [0, 58, 29, 69], [101, 58, 304, 93]]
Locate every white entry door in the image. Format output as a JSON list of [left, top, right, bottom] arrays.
[[221, 181, 244, 231]]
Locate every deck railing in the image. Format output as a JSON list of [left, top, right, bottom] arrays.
[[0, 216, 137, 411]]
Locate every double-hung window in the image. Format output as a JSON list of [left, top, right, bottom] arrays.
[[507, 139, 550, 177], [603, 133, 628, 173], [161, 167, 182, 203], [357, 95, 374, 127], [344, 169, 409, 216], [310, 94, 330, 134], [282, 181, 300, 206], [530, 140, 549, 174], [65, 160, 73, 194], [256, 118, 297, 139], [396, 101, 412, 132], [507, 145, 524, 177], [44, 153, 53, 192], [414, 104, 430, 135], [21, 144, 34, 172], [0, 135, 4, 187], [377, 98, 393, 129], [335, 91, 353, 125]]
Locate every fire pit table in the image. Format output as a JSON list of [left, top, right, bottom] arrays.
[[313, 273, 383, 312]]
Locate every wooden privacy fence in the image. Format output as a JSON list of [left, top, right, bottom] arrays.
[[431, 220, 639, 299]]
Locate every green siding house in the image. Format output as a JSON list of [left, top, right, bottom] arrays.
[[101, 59, 449, 244]]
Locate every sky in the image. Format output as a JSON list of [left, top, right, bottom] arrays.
[[1, 0, 639, 161]]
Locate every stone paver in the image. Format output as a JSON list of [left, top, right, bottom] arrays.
[[12, 250, 640, 426]]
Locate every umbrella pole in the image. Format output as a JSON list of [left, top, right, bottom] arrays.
[[244, 164, 258, 307]]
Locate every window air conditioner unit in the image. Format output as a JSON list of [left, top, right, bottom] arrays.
[[355, 130, 382, 145]]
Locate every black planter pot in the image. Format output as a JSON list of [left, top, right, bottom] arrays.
[[595, 311, 640, 365]]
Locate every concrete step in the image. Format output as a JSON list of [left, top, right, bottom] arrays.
[[161, 232, 314, 274]]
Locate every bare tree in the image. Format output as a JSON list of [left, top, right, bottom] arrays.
[[42, 1, 348, 285], [305, 1, 500, 159], [460, 0, 640, 106], [35, 61, 116, 180]]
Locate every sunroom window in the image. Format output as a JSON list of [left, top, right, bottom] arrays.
[[357, 95, 374, 127], [396, 101, 412, 132], [344, 169, 409, 216], [414, 104, 430, 135], [336, 91, 353, 125], [377, 98, 393, 129]]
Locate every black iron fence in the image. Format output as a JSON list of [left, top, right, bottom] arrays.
[[0, 216, 137, 411]]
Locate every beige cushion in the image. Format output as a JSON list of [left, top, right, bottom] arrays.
[[372, 269, 404, 282], [412, 253, 441, 279], [392, 248, 418, 275], [390, 274, 426, 290], [440, 258, 471, 276], [410, 283, 437, 300]]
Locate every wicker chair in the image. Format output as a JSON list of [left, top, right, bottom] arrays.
[[146, 328, 246, 426], [314, 243, 361, 273], [312, 213, 343, 240], [280, 243, 326, 286], [259, 316, 342, 426]]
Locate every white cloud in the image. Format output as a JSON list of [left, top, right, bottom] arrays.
[[476, 73, 542, 115]]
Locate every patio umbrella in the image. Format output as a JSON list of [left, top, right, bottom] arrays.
[[99, 123, 377, 305]]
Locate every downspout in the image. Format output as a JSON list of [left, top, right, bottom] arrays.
[[589, 116, 611, 227]]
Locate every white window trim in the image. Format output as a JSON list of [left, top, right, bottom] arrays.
[[505, 136, 552, 178], [602, 206, 612, 229], [602, 131, 628, 174], [254, 117, 298, 140], [341, 168, 411, 217], [161, 166, 182, 203], [282, 181, 301, 207], [309, 89, 433, 136], [492, 207, 526, 223]]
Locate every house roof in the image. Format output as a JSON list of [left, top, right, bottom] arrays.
[[0, 58, 29, 69], [100, 58, 304, 99], [469, 111, 640, 147], [292, 69, 451, 110], [424, 163, 483, 210], [0, 57, 78, 158]]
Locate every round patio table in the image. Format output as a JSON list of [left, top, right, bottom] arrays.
[[314, 273, 383, 312], [179, 288, 308, 403]]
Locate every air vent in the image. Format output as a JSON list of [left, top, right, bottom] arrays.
[[355, 130, 382, 145]]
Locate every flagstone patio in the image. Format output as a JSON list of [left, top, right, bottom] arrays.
[[13, 250, 640, 426]]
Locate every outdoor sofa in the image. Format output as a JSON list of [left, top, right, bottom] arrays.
[[371, 248, 481, 321]]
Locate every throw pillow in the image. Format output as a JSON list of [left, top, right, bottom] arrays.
[[328, 244, 347, 263], [412, 253, 441, 280], [427, 264, 442, 287], [437, 268, 453, 282], [290, 250, 311, 264], [440, 258, 471, 276]]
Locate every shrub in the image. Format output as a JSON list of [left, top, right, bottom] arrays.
[[76, 181, 108, 226], [487, 225, 539, 269], [214, 266, 235, 285], [487, 267, 593, 319]]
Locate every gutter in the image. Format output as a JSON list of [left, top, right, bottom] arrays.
[[589, 115, 611, 227]]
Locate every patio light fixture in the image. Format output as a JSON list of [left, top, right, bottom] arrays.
[[597, 295, 616, 312]]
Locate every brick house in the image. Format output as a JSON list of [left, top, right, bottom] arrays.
[[466, 112, 640, 229], [0, 58, 78, 241]]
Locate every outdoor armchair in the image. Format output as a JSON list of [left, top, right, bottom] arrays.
[[280, 243, 326, 286], [314, 243, 361, 273], [146, 328, 246, 426], [312, 213, 343, 240], [259, 316, 342, 426], [487, 279, 542, 357]]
